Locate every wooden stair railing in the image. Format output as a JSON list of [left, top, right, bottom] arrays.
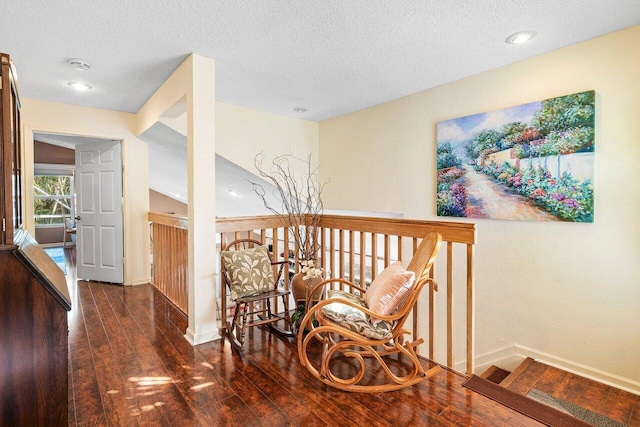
[[148, 212, 188, 314], [148, 212, 477, 374]]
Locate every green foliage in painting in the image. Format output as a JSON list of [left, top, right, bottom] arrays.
[[531, 91, 595, 136], [436, 141, 461, 169], [465, 129, 502, 160], [497, 122, 527, 150]]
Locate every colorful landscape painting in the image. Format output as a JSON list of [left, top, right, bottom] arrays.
[[436, 90, 595, 222]]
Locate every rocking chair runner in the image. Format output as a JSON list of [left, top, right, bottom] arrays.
[[220, 239, 294, 350], [297, 231, 443, 392]]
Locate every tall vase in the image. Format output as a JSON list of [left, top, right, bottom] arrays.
[[291, 272, 324, 307]]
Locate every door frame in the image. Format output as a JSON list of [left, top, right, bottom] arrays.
[[23, 125, 140, 285]]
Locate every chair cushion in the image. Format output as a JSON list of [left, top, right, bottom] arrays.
[[321, 290, 392, 340], [364, 261, 415, 323], [221, 246, 274, 300]]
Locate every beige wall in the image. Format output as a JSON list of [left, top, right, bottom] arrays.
[[216, 102, 319, 175], [22, 99, 151, 286], [320, 26, 640, 386]]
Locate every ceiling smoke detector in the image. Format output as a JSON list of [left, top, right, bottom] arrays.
[[68, 58, 91, 71], [293, 107, 308, 113]]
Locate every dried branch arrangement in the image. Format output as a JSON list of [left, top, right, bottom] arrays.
[[250, 152, 327, 261]]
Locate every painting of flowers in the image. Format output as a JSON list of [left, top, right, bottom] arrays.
[[436, 90, 595, 222]]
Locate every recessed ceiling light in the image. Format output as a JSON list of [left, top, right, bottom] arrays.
[[67, 81, 92, 91], [505, 31, 536, 45], [68, 58, 91, 71], [228, 190, 240, 196], [293, 107, 308, 113]]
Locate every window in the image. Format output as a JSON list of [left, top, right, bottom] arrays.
[[34, 165, 75, 226]]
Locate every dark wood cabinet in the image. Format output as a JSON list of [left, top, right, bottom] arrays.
[[1, 53, 22, 245], [0, 231, 71, 426], [0, 53, 71, 426]]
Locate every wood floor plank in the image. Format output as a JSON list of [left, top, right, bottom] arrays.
[[246, 337, 395, 427], [605, 386, 640, 425], [212, 394, 262, 426], [629, 404, 640, 426], [69, 282, 108, 426], [89, 283, 171, 427], [195, 341, 286, 419], [258, 335, 396, 427], [89, 284, 145, 379], [115, 290, 240, 425], [227, 350, 326, 425], [258, 408, 293, 427], [78, 281, 139, 426], [65, 263, 634, 427], [100, 285, 200, 427]]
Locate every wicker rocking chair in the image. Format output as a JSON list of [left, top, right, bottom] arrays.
[[297, 231, 443, 392], [220, 239, 294, 351]]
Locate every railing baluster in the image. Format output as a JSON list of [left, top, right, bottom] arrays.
[[320, 226, 326, 272], [349, 230, 355, 284], [467, 243, 475, 375], [412, 237, 418, 346], [429, 254, 435, 360], [283, 227, 290, 291], [384, 234, 390, 268], [359, 231, 366, 287], [272, 227, 279, 314], [371, 233, 377, 281], [338, 229, 345, 290], [329, 228, 335, 291], [447, 241, 453, 368]]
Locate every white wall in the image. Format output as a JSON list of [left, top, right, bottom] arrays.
[[22, 99, 150, 286], [319, 26, 640, 385]]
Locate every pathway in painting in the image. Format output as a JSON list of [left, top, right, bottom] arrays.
[[461, 165, 558, 221]]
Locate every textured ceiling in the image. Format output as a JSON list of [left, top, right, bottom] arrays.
[[2, 1, 639, 121]]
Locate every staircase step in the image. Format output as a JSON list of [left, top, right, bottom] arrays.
[[486, 357, 640, 426], [480, 365, 511, 384], [500, 356, 535, 389]]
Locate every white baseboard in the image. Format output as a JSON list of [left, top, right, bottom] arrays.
[[456, 343, 640, 395], [184, 327, 221, 346], [455, 345, 525, 375]]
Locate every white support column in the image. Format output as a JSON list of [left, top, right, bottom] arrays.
[[184, 55, 220, 345]]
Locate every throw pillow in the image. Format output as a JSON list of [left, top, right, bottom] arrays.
[[321, 290, 392, 340], [221, 246, 274, 300], [364, 261, 415, 322]]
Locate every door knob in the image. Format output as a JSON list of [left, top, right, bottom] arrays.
[[75, 215, 81, 221]]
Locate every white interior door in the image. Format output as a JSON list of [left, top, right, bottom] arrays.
[[75, 140, 124, 283]]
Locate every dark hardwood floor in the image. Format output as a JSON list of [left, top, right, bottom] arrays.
[[64, 248, 546, 426], [501, 358, 640, 426]]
